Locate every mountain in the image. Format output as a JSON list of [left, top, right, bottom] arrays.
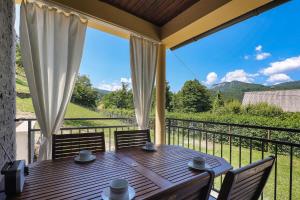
[[271, 80, 300, 90], [210, 80, 300, 101], [95, 88, 111, 100], [95, 88, 111, 95]]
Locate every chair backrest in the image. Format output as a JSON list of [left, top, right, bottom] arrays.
[[217, 156, 275, 200], [114, 129, 150, 150], [146, 170, 215, 200], [52, 132, 105, 160]]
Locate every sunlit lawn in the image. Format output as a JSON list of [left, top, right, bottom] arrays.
[[167, 132, 300, 200], [16, 97, 126, 127]]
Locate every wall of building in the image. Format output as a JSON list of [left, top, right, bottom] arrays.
[[242, 90, 300, 112], [0, 0, 16, 190]]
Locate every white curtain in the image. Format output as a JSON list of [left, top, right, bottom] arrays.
[[130, 35, 159, 130], [20, 1, 87, 161]]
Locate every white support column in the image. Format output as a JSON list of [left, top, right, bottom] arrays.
[[155, 44, 166, 144]]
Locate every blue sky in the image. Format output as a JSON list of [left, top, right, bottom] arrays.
[[15, 1, 300, 92]]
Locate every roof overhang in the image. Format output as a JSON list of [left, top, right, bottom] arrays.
[[16, 0, 289, 49]]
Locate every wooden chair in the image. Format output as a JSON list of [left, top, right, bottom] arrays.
[[146, 170, 215, 200], [210, 156, 275, 200], [52, 132, 105, 159], [114, 129, 151, 150]]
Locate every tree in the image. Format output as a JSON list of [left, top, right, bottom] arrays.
[[177, 79, 211, 113], [16, 43, 22, 67], [212, 91, 224, 111], [71, 75, 100, 108], [165, 82, 173, 112], [171, 92, 183, 112], [151, 81, 174, 112], [101, 82, 133, 109]]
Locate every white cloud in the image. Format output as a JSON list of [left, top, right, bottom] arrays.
[[255, 45, 262, 52], [98, 82, 122, 91], [261, 56, 300, 75], [120, 77, 132, 84], [244, 55, 250, 60], [204, 72, 218, 85], [221, 69, 257, 83], [254, 45, 271, 60], [266, 73, 292, 84], [97, 77, 132, 91], [256, 52, 271, 60]]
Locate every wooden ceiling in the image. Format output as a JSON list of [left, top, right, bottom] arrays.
[[99, 0, 200, 26], [23, 0, 288, 49]]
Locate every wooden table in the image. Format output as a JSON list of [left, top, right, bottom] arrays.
[[12, 145, 232, 200]]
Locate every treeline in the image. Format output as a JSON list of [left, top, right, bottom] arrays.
[[100, 79, 212, 113], [99, 78, 285, 116], [71, 75, 296, 127]]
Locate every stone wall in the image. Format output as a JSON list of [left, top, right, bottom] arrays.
[[0, 0, 16, 189]]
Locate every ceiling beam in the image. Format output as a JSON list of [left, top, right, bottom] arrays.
[[161, 0, 285, 49], [161, 0, 230, 40], [28, 0, 161, 41], [170, 0, 289, 50]]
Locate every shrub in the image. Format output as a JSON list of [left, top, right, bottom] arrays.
[[243, 103, 283, 117], [212, 91, 225, 112], [223, 100, 241, 114]]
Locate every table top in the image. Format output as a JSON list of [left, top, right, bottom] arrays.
[[12, 145, 232, 200]]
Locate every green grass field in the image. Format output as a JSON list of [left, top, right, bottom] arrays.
[[16, 64, 123, 127], [16, 67, 122, 127], [167, 132, 300, 200], [17, 96, 125, 127]]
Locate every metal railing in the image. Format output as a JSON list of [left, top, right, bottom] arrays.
[[165, 118, 300, 200], [15, 117, 300, 200], [15, 117, 142, 163]]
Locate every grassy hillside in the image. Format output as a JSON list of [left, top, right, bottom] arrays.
[[16, 65, 120, 127]]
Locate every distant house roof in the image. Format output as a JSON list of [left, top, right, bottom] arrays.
[[242, 90, 300, 112]]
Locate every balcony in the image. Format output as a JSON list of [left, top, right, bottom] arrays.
[[14, 116, 300, 199], [0, 0, 296, 199]]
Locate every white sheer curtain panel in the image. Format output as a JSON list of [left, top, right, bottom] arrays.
[[130, 35, 159, 130], [20, 0, 87, 160]]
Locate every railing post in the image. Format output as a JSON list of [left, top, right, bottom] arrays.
[[168, 118, 171, 145], [266, 129, 271, 152], [27, 120, 32, 164], [228, 125, 232, 164]]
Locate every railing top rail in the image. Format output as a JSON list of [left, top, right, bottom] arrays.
[[15, 117, 135, 121], [16, 117, 300, 133], [169, 124, 300, 148], [30, 124, 136, 132], [167, 117, 300, 133]]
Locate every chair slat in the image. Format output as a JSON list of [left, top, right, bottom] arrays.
[[114, 129, 151, 150], [146, 170, 215, 200], [52, 132, 105, 160], [216, 156, 275, 200], [55, 140, 105, 148]]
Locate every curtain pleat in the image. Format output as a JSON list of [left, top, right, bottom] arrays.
[[130, 35, 159, 130], [20, 0, 87, 160]]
